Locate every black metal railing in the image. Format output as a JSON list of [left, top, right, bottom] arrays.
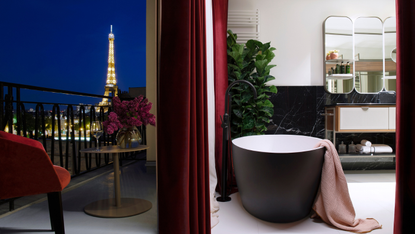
[[1, 81, 147, 177]]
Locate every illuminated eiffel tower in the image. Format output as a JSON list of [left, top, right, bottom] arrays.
[[99, 25, 118, 106]]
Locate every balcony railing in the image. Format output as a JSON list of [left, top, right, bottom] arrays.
[[0, 81, 147, 176]]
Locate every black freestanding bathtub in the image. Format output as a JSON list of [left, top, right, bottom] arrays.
[[232, 135, 325, 223]]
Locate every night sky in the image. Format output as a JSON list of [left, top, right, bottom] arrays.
[[0, 0, 146, 106]]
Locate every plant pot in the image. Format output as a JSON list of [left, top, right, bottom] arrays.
[[116, 126, 142, 149], [326, 54, 331, 60], [330, 53, 338, 60]]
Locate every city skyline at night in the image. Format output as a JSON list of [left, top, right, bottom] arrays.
[[0, 0, 146, 105]]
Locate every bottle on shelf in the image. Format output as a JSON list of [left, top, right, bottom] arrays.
[[339, 141, 347, 154], [340, 61, 345, 74], [346, 62, 351, 74], [331, 67, 335, 74], [348, 141, 356, 154], [336, 64, 340, 74]]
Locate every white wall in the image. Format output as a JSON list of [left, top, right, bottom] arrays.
[[228, 0, 395, 86]]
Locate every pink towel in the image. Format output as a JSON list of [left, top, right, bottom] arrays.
[[312, 140, 382, 233]]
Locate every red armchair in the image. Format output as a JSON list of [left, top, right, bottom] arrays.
[[0, 131, 71, 234]]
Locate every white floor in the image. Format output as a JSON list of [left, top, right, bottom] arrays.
[[212, 170, 396, 234], [0, 161, 395, 234]]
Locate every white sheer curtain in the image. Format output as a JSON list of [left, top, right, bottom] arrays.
[[205, 0, 220, 229]]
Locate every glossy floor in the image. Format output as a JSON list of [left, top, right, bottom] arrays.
[[212, 170, 396, 234], [0, 162, 395, 234]]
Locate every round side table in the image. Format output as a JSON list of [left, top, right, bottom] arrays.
[[80, 145, 151, 218]]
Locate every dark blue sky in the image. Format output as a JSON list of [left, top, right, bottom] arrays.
[[0, 0, 146, 106]]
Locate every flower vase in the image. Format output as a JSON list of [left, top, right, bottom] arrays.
[[330, 53, 338, 60], [116, 126, 142, 149], [326, 54, 331, 60]]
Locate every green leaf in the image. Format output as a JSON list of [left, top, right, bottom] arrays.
[[260, 106, 274, 117], [230, 85, 244, 91], [233, 44, 244, 55], [257, 76, 265, 84], [233, 108, 243, 118], [260, 42, 271, 52], [228, 51, 240, 62], [228, 64, 240, 71], [269, 85, 278, 93], [227, 30, 237, 48], [234, 71, 241, 79], [263, 99, 273, 107], [255, 59, 268, 75], [242, 116, 255, 130], [264, 75, 275, 83], [240, 71, 250, 80], [256, 93, 268, 99], [263, 49, 275, 62], [232, 118, 242, 126], [241, 92, 253, 103], [258, 116, 270, 123], [264, 64, 277, 75], [256, 100, 264, 107], [255, 53, 266, 61], [255, 123, 267, 132]]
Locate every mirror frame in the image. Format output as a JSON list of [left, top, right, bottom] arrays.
[[323, 15, 397, 95], [323, 16, 354, 94], [354, 16, 384, 94], [383, 16, 397, 91]]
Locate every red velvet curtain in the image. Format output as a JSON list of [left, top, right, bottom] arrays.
[[157, 0, 210, 233], [212, 0, 233, 195], [394, 1, 415, 233]]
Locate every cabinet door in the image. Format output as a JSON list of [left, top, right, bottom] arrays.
[[339, 107, 389, 130], [389, 107, 396, 130]]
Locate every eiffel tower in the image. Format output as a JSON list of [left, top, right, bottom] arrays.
[[99, 25, 118, 106]]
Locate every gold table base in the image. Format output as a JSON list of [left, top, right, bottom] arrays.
[[84, 198, 152, 218]]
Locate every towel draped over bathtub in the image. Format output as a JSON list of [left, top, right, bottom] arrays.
[[312, 140, 382, 233]]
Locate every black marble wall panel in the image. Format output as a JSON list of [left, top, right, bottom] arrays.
[[324, 89, 396, 105], [265, 86, 325, 138], [266, 86, 396, 138]]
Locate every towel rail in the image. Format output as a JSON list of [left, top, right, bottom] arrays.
[[227, 9, 260, 44]]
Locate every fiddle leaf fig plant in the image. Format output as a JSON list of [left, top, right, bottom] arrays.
[[227, 30, 278, 138]]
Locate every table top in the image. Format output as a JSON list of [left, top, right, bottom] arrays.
[[80, 145, 149, 153]]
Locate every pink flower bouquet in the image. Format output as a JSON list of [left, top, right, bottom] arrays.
[[103, 96, 156, 135]]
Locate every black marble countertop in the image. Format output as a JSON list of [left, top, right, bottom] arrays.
[[325, 103, 396, 107]]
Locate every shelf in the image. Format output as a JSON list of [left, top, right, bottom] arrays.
[[339, 153, 395, 158], [326, 74, 353, 79], [383, 76, 396, 79], [325, 59, 354, 64]]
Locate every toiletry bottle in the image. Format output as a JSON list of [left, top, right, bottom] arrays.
[[336, 64, 340, 74], [339, 141, 347, 154], [340, 62, 344, 74], [331, 67, 335, 74], [348, 141, 356, 154], [346, 62, 351, 74]]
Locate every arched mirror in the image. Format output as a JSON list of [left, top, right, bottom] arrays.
[[354, 17, 383, 93], [324, 16, 354, 94], [384, 17, 396, 91]]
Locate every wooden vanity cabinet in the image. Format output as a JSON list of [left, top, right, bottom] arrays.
[[325, 104, 396, 146]]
